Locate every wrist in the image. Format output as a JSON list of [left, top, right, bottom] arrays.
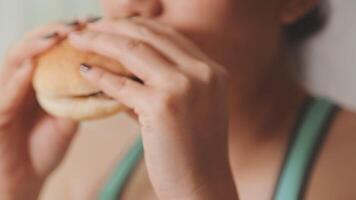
[[0, 174, 43, 200], [189, 163, 239, 200], [159, 173, 239, 200], [1, 189, 41, 200], [1, 185, 42, 200], [156, 158, 239, 200]]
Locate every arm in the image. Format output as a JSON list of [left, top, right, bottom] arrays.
[[69, 17, 239, 200], [306, 109, 356, 199], [0, 22, 79, 200]]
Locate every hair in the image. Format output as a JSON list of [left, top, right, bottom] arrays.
[[286, 1, 329, 44], [285, 1, 330, 80]]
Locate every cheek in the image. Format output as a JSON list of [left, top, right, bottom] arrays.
[[160, 0, 236, 31], [159, 0, 284, 68], [160, 0, 281, 37]]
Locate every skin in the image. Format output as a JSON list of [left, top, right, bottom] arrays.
[[1, 0, 356, 199], [0, 24, 79, 200]]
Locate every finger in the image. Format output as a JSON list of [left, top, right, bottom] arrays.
[[126, 109, 139, 121], [3, 36, 59, 72], [0, 36, 58, 85], [85, 16, 102, 24], [89, 18, 207, 60], [25, 21, 82, 39], [5, 20, 82, 70], [7, 20, 83, 70], [131, 18, 209, 59], [2, 22, 79, 82], [0, 60, 35, 115], [79, 64, 150, 109], [87, 19, 196, 66], [69, 30, 174, 84]]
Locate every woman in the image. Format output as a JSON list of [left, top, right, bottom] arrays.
[[1, 0, 356, 199]]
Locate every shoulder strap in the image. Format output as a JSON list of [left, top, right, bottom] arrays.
[[98, 137, 144, 200], [273, 97, 339, 200]]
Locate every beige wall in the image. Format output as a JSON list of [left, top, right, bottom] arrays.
[[0, 0, 101, 60], [305, 0, 356, 109]]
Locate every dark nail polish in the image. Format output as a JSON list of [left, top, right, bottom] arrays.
[[65, 20, 80, 27], [87, 16, 102, 23], [43, 32, 59, 39], [131, 76, 143, 84], [80, 63, 92, 73]]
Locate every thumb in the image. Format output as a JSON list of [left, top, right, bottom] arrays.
[[29, 113, 78, 176], [0, 60, 35, 116]]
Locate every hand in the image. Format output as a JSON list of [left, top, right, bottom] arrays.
[[69, 18, 238, 200], [0, 21, 83, 200]]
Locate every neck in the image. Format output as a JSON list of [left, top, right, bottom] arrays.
[[227, 55, 308, 140]]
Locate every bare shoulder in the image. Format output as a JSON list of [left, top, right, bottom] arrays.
[[306, 107, 356, 200]]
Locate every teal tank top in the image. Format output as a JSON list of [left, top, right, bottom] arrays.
[[97, 97, 339, 200]]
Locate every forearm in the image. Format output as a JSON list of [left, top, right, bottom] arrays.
[[184, 172, 239, 200]]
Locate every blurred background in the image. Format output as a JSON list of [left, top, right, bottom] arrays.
[[0, 0, 355, 198], [304, 0, 356, 109]]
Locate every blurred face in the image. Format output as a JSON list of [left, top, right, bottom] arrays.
[[100, 0, 305, 72]]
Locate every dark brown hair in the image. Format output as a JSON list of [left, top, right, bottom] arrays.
[[286, 2, 329, 43]]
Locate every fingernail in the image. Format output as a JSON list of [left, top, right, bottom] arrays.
[[87, 16, 102, 23], [80, 63, 92, 73], [65, 20, 80, 27], [131, 76, 143, 84], [43, 32, 59, 39]]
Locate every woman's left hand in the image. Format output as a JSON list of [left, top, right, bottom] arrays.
[[69, 17, 238, 200]]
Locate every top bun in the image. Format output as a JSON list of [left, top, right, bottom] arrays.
[[33, 38, 133, 121]]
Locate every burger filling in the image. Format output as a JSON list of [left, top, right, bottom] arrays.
[[72, 92, 113, 99]]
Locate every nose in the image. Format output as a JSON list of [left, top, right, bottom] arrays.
[[103, 0, 162, 19]]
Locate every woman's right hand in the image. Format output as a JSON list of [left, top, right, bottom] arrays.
[[0, 21, 82, 200]]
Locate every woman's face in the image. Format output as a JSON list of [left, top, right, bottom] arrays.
[[100, 0, 310, 70]]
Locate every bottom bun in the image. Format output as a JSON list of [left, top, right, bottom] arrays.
[[36, 93, 126, 121]]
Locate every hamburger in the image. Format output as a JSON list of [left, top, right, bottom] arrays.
[[33, 37, 133, 121]]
